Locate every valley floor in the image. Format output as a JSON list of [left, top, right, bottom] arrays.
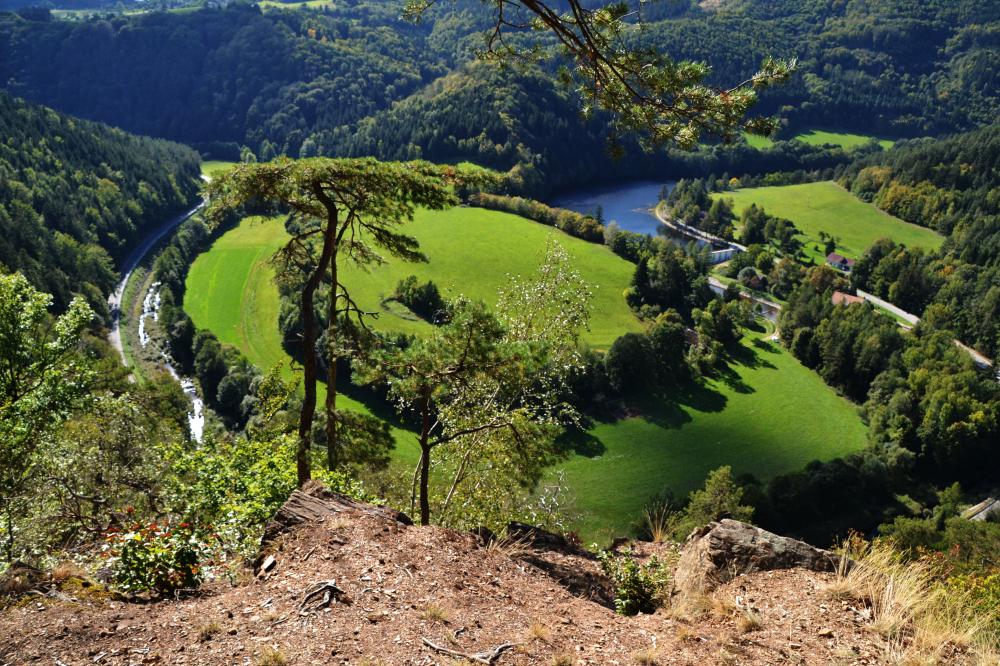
[[717, 181, 943, 262], [185, 210, 866, 542]]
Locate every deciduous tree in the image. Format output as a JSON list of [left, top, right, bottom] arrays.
[[0, 273, 93, 561], [357, 240, 590, 526]]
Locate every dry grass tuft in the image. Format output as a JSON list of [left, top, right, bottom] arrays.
[[668, 591, 714, 622], [715, 647, 738, 665], [483, 533, 533, 559], [736, 609, 764, 633], [643, 505, 674, 544], [526, 620, 551, 643], [550, 653, 575, 666], [829, 539, 1000, 665], [197, 621, 222, 642], [710, 594, 736, 619], [675, 624, 698, 642], [631, 648, 659, 665], [420, 603, 450, 623], [50, 561, 87, 583], [255, 647, 288, 666]]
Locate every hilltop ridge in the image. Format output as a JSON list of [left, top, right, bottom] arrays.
[[0, 483, 972, 665]]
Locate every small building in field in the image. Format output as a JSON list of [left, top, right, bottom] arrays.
[[832, 290, 863, 307], [826, 252, 856, 273]]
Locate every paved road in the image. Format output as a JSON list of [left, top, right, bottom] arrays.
[[107, 194, 206, 363], [707, 276, 782, 322], [654, 203, 748, 251], [856, 289, 994, 369], [856, 289, 920, 326]]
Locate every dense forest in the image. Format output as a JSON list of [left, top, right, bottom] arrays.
[[835, 126, 1000, 357], [1, 0, 997, 193], [0, 93, 200, 316], [0, 4, 442, 158], [635, 0, 1000, 135]]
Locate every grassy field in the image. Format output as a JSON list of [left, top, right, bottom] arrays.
[[558, 330, 867, 542], [259, 0, 334, 8], [187, 206, 868, 541], [795, 130, 895, 150], [743, 130, 895, 151], [718, 181, 943, 261], [184, 215, 423, 462], [188, 208, 642, 351], [200, 160, 237, 179], [743, 132, 776, 149], [185, 206, 644, 470]]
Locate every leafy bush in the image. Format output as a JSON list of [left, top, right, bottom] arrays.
[[946, 573, 1000, 634], [596, 548, 671, 615], [394, 275, 447, 323], [106, 520, 208, 594]]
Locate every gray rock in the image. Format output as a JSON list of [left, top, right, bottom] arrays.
[[672, 519, 842, 595]]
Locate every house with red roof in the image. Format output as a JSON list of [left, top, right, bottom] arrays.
[[826, 252, 855, 273]]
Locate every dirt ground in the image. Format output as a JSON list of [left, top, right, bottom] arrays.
[[0, 498, 936, 665]]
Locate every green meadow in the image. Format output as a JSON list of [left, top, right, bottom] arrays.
[[185, 206, 644, 470], [795, 130, 895, 150], [200, 160, 237, 179], [558, 330, 866, 542], [718, 181, 943, 260], [188, 208, 642, 350], [743, 129, 895, 151], [186, 206, 867, 541], [258, 0, 335, 9]]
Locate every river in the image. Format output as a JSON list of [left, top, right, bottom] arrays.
[[551, 179, 778, 322], [107, 187, 208, 442], [550, 180, 673, 235]]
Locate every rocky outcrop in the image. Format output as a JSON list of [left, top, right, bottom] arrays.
[[259, 480, 411, 559], [673, 519, 842, 595]]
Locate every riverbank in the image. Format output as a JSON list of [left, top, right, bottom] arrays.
[[106, 180, 209, 439]]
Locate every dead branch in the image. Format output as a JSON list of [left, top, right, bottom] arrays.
[[298, 579, 349, 614], [421, 637, 517, 664]]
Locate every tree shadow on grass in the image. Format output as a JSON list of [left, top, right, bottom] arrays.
[[707, 336, 781, 394], [727, 337, 778, 371], [556, 430, 607, 458], [751, 336, 781, 356], [631, 380, 728, 430], [714, 362, 755, 395], [336, 375, 416, 432]]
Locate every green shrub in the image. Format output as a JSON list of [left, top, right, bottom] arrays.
[[596, 548, 671, 615], [946, 572, 1000, 632], [106, 520, 208, 594]]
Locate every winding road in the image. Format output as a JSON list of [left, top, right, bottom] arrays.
[[107, 183, 207, 363]]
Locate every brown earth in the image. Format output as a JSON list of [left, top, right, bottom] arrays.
[[0, 491, 950, 665]]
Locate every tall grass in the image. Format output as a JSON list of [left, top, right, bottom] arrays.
[[827, 539, 999, 664]]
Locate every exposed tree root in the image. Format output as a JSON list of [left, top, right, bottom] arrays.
[[421, 637, 517, 664]]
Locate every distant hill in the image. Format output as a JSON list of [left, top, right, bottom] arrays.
[[0, 93, 201, 316], [0, 1, 996, 178]]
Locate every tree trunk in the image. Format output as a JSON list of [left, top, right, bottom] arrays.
[[295, 210, 338, 487], [4, 504, 13, 562], [418, 393, 432, 526], [325, 255, 339, 471]]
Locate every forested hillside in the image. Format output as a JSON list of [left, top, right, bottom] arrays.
[[1, 0, 996, 183], [636, 0, 1000, 135], [0, 93, 200, 316], [0, 4, 441, 159], [836, 126, 1000, 356]]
